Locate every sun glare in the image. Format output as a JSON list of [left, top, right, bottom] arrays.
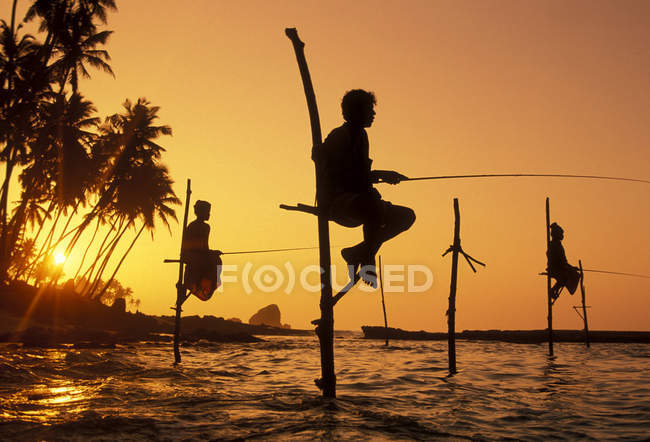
[[54, 252, 66, 265]]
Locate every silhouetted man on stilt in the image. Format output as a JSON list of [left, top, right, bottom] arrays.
[[181, 200, 222, 301], [318, 89, 416, 287], [547, 222, 581, 301]]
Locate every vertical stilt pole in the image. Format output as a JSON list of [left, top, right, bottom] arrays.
[[316, 213, 335, 397], [174, 179, 191, 364], [285, 28, 335, 397], [545, 197, 554, 357], [448, 198, 460, 374], [379, 255, 389, 346], [579, 260, 590, 348]]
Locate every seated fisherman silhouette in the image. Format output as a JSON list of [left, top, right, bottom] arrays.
[[318, 89, 416, 288], [547, 222, 581, 301], [181, 200, 222, 301]]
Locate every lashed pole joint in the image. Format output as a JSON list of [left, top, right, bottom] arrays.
[[442, 238, 485, 316], [441, 199, 484, 374], [442, 241, 485, 319], [442, 241, 486, 274]]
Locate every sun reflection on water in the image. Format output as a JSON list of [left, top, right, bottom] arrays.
[[5, 381, 98, 424]]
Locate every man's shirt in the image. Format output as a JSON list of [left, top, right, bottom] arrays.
[[182, 220, 210, 256], [318, 122, 373, 205], [547, 239, 569, 277]]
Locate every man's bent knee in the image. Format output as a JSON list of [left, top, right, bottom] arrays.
[[397, 207, 415, 232], [389, 205, 415, 232], [405, 207, 416, 229]]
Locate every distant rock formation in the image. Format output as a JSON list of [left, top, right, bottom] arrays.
[[249, 304, 286, 328], [227, 317, 242, 323]]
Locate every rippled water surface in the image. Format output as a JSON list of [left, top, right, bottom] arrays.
[[1, 335, 649, 440]]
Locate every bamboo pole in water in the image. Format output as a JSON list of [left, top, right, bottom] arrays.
[[379, 255, 389, 346], [579, 260, 590, 348], [545, 197, 554, 357], [447, 198, 461, 374], [285, 28, 335, 398], [173, 179, 191, 364]]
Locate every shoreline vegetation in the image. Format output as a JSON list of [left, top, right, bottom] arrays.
[[362, 326, 650, 344], [1, 0, 181, 308], [0, 283, 310, 348]]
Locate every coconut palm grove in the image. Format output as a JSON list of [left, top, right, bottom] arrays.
[[1, 0, 178, 306]]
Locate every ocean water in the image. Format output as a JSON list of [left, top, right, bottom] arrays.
[[1, 334, 649, 440]]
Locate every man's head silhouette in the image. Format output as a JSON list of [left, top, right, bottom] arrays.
[[194, 200, 211, 221], [550, 222, 564, 240], [342, 89, 376, 127]]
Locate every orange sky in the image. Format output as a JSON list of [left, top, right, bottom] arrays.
[[7, 0, 650, 331]]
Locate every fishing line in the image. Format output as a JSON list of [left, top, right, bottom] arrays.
[[381, 173, 650, 185], [222, 246, 321, 255], [163, 245, 324, 263]]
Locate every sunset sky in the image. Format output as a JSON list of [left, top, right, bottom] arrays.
[[6, 0, 649, 331]]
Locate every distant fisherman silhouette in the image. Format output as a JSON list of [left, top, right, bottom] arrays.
[[319, 89, 416, 287], [181, 200, 222, 301], [547, 222, 581, 301]]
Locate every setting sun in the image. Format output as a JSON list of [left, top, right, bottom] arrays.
[[54, 253, 66, 265]]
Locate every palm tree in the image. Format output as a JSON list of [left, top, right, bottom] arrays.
[[25, 0, 116, 93], [49, 13, 114, 94], [7, 237, 36, 280], [1, 1, 121, 285], [64, 98, 172, 257], [77, 0, 117, 32], [0, 4, 46, 280], [92, 162, 179, 299], [16, 92, 100, 281]]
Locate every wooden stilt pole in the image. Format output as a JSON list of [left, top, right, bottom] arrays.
[[378, 255, 389, 346], [440, 199, 484, 374], [285, 28, 335, 397], [579, 260, 590, 348], [173, 179, 191, 364], [545, 197, 554, 357], [447, 198, 460, 374]]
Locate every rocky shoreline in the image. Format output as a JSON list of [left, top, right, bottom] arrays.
[[0, 283, 310, 348]]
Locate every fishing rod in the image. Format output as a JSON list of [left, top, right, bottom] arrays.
[[380, 173, 650, 185], [540, 269, 650, 279], [582, 269, 650, 279]]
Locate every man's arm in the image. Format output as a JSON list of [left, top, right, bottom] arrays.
[[371, 170, 408, 185]]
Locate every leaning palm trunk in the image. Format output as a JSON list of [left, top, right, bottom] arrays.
[[85, 222, 128, 298], [51, 201, 80, 249], [0, 1, 20, 281], [78, 217, 123, 294], [24, 205, 64, 283], [11, 201, 55, 281], [73, 217, 102, 280], [22, 205, 84, 283], [0, 153, 17, 280], [33, 201, 83, 267], [64, 179, 119, 257], [63, 201, 104, 258], [94, 222, 146, 301], [5, 197, 29, 278], [26, 200, 55, 252]]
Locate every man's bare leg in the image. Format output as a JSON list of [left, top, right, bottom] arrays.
[[341, 242, 368, 282]]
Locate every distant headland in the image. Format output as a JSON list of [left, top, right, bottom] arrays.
[[362, 326, 650, 344]]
